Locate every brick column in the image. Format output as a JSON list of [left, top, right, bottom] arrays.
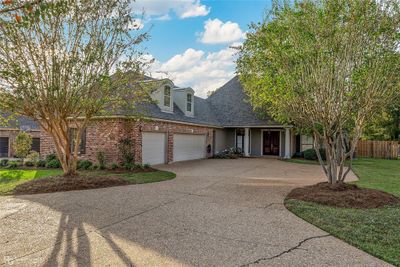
[[167, 131, 174, 163]]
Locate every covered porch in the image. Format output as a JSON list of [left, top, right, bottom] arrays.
[[214, 127, 310, 159]]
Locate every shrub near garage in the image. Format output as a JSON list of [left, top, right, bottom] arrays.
[[77, 160, 93, 170]]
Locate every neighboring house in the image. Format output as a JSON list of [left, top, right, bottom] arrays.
[[0, 115, 41, 158], [1, 76, 312, 164]]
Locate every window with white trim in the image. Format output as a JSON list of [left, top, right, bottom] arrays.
[[186, 93, 192, 112], [164, 86, 171, 107]]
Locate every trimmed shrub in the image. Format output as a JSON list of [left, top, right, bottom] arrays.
[[8, 161, 21, 169], [45, 153, 57, 163], [24, 161, 35, 167], [0, 159, 8, 167], [303, 148, 317, 160], [26, 151, 40, 164], [214, 147, 243, 159], [96, 151, 106, 170], [134, 163, 143, 169], [46, 158, 61, 168], [110, 163, 118, 170], [143, 163, 151, 169], [36, 160, 46, 168], [77, 160, 93, 170], [123, 162, 134, 170], [303, 148, 326, 161]]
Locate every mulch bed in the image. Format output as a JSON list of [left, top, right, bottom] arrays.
[[13, 175, 131, 195], [287, 182, 400, 208]]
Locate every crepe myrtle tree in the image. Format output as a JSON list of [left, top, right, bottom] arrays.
[[237, 0, 400, 184], [0, 0, 150, 176]]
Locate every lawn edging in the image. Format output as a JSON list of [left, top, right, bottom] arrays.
[[1, 169, 176, 196], [284, 198, 400, 266], [284, 158, 400, 266]]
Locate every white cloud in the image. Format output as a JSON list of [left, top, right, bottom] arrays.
[[147, 44, 240, 98], [180, 1, 210, 18], [161, 49, 205, 71], [133, 0, 210, 19], [199, 18, 244, 44]]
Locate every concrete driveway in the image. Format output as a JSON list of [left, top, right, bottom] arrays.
[[0, 158, 390, 267]]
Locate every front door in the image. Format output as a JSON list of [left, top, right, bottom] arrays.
[[263, 131, 280, 156]]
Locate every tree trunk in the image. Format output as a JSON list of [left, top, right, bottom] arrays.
[[313, 130, 354, 184], [46, 122, 79, 176]]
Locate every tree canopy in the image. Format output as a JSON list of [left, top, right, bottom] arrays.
[[0, 0, 149, 175], [237, 0, 400, 183]]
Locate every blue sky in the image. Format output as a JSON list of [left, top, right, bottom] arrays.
[[133, 0, 272, 97]]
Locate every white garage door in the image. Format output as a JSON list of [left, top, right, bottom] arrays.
[[173, 134, 206, 162], [142, 132, 166, 165]]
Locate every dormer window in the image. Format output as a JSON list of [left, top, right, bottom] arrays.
[[164, 86, 171, 107], [186, 93, 192, 112]]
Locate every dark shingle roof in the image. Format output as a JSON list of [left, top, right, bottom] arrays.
[[0, 76, 277, 129], [133, 96, 221, 126], [206, 76, 278, 127], [0, 113, 39, 130], [141, 76, 278, 127]]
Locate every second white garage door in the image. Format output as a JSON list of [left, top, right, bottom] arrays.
[[142, 132, 166, 165], [173, 134, 206, 162]]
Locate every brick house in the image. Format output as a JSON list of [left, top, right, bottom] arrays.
[[1, 76, 313, 164], [0, 115, 41, 158]]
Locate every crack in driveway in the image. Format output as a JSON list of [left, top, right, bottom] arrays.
[[240, 234, 331, 266]]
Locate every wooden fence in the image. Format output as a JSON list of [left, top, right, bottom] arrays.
[[356, 140, 399, 159]]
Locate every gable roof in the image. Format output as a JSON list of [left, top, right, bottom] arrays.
[[206, 76, 279, 127], [126, 76, 276, 127], [0, 76, 278, 129]]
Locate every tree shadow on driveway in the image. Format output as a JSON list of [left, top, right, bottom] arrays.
[[4, 184, 190, 266]]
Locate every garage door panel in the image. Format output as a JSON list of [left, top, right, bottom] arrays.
[[142, 132, 166, 165], [173, 134, 206, 162]]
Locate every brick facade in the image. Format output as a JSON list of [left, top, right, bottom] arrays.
[[40, 118, 215, 165], [0, 129, 40, 158]]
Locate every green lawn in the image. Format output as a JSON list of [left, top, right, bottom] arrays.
[[284, 158, 320, 165], [285, 158, 400, 266], [0, 169, 63, 195], [117, 171, 176, 184], [0, 169, 176, 195], [352, 158, 400, 197]]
